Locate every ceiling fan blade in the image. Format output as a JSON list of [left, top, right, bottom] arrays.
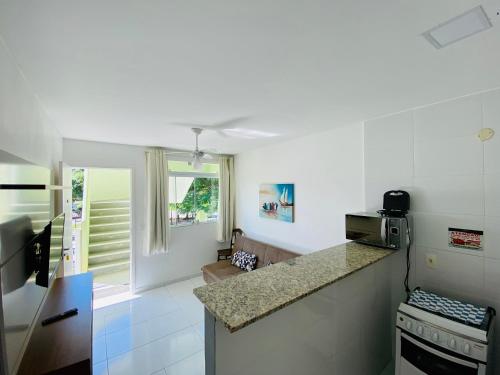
[[201, 153, 214, 160], [216, 130, 230, 138], [220, 128, 279, 139], [209, 116, 250, 130]]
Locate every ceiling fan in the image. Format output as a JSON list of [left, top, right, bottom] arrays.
[[172, 117, 278, 139], [167, 128, 214, 170]]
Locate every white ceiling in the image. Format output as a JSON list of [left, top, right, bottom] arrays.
[[0, 0, 499, 154]]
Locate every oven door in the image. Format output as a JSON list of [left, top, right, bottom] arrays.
[[345, 214, 388, 247], [398, 332, 484, 375]]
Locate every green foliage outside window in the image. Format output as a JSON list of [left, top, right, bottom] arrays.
[[72, 169, 85, 201], [173, 178, 218, 223], [72, 168, 85, 220]]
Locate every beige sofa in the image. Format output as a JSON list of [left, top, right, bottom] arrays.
[[201, 234, 299, 283]]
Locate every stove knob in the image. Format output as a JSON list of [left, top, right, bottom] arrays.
[[417, 326, 424, 336], [406, 321, 412, 330], [464, 343, 471, 355], [432, 332, 439, 342], [449, 338, 456, 349]]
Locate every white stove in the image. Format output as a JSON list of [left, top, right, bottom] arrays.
[[395, 293, 495, 375]]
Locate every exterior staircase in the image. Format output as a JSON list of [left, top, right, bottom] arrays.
[[88, 200, 131, 281]]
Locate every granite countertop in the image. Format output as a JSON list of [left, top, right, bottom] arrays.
[[193, 242, 394, 333]]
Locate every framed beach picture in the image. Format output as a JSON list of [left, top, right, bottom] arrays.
[[259, 183, 294, 223]]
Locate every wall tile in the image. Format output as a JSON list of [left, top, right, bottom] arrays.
[[364, 112, 413, 180], [413, 175, 484, 216], [414, 136, 483, 177], [365, 112, 413, 147], [484, 216, 500, 260], [484, 135, 500, 175], [415, 246, 484, 297], [482, 89, 500, 129], [484, 259, 500, 306], [364, 174, 413, 212], [413, 213, 484, 254], [485, 173, 500, 217], [414, 95, 482, 142], [482, 89, 500, 174]]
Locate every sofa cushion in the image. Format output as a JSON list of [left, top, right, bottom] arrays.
[[202, 260, 244, 282], [231, 250, 257, 272], [203, 234, 301, 283]]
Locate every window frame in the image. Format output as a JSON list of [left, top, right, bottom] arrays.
[[167, 161, 220, 227]]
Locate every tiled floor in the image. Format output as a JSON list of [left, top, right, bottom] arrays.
[[93, 276, 206, 375]]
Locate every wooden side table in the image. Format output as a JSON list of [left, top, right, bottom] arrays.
[[217, 248, 232, 261]]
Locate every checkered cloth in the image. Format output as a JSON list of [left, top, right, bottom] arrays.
[[408, 289, 487, 327]]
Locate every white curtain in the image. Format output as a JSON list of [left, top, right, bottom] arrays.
[[145, 149, 169, 255], [217, 156, 235, 242]]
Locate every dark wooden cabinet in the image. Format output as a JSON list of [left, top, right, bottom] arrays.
[[17, 273, 93, 375]]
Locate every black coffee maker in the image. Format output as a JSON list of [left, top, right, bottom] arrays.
[[378, 190, 410, 217]]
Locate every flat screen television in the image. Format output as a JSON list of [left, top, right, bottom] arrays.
[[0, 213, 65, 375]]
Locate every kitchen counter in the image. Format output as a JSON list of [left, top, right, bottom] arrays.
[[193, 241, 394, 333]]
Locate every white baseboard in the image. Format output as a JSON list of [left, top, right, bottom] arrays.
[[133, 272, 203, 294]]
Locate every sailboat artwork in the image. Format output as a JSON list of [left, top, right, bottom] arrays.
[[259, 183, 294, 223]]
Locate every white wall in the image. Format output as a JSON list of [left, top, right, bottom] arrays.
[[0, 37, 61, 174], [235, 123, 364, 253], [63, 139, 224, 291], [364, 88, 500, 370]]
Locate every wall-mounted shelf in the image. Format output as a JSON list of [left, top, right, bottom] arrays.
[[0, 184, 70, 190]]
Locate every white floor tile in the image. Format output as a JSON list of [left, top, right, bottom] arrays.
[[106, 309, 195, 358], [94, 313, 107, 339], [157, 327, 204, 367], [95, 276, 206, 374], [165, 351, 204, 375], [193, 322, 204, 341], [93, 360, 109, 375], [104, 293, 180, 334], [107, 339, 166, 375], [180, 300, 205, 325], [93, 335, 107, 364], [107, 327, 203, 375]]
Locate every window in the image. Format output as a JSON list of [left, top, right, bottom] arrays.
[[168, 161, 219, 226]]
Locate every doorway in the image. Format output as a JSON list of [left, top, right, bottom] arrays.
[[70, 168, 132, 299]]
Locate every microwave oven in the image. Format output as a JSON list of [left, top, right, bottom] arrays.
[[345, 212, 410, 250]]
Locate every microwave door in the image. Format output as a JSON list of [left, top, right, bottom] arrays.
[[346, 215, 387, 247]]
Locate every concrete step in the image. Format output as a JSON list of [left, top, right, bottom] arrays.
[[89, 230, 130, 243], [89, 222, 130, 233], [90, 200, 130, 210], [89, 260, 130, 276], [89, 214, 130, 225], [90, 207, 130, 217], [88, 249, 130, 266], [89, 238, 130, 252], [50, 236, 63, 248]]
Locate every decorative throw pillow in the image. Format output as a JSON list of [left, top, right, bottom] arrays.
[[231, 250, 257, 272]]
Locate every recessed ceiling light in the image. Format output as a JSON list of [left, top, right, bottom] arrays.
[[423, 6, 492, 49]]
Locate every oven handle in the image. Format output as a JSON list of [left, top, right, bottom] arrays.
[[401, 332, 478, 369], [381, 217, 387, 244]]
